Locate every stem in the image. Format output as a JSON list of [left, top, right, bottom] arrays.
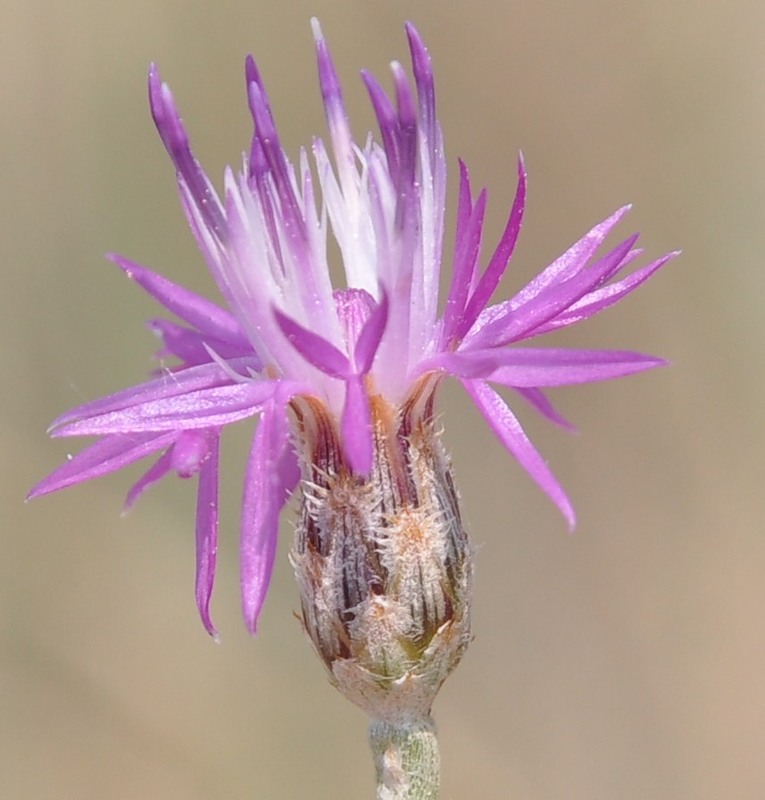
[[368, 717, 440, 800]]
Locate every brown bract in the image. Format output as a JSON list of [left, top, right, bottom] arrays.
[[290, 390, 473, 722]]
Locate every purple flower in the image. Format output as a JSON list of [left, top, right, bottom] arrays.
[[29, 20, 676, 637]]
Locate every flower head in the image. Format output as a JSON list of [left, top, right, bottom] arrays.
[[29, 20, 676, 638]]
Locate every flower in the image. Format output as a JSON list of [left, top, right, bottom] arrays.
[[29, 20, 676, 638]]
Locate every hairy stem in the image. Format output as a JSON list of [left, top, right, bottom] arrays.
[[369, 717, 440, 800]]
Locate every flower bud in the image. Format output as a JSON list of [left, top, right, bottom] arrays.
[[290, 383, 473, 722]]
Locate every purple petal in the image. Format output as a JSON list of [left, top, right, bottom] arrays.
[[50, 359, 258, 432], [244, 55, 273, 132], [170, 430, 213, 477], [473, 233, 639, 349], [334, 288, 377, 346], [53, 381, 278, 436], [124, 428, 214, 511], [405, 22, 436, 135], [148, 319, 251, 367], [195, 430, 220, 638], [454, 155, 527, 341], [312, 18, 348, 137], [124, 448, 174, 510], [513, 387, 577, 433], [341, 375, 373, 475], [240, 397, 298, 633], [442, 161, 487, 346], [462, 379, 575, 528], [353, 289, 389, 373], [362, 70, 400, 179], [391, 61, 418, 201], [28, 432, 177, 499], [109, 255, 250, 347], [509, 205, 632, 308], [243, 55, 309, 262], [531, 251, 679, 335], [246, 81, 306, 241], [274, 308, 349, 378], [148, 65, 226, 239], [439, 347, 666, 386]]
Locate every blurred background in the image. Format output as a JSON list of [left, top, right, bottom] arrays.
[[3, 1, 763, 798]]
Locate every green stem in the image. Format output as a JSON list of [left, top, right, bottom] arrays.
[[368, 717, 440, 800]]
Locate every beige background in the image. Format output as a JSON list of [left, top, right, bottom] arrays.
[[3, 1, 763, 798]]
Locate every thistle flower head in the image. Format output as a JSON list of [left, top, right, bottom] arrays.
[[29, 20, 676, 640]]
